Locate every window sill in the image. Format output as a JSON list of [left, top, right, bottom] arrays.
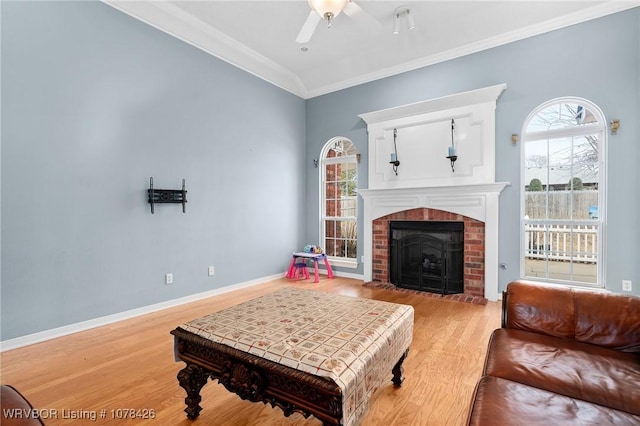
[[327, 257, 358, 269]]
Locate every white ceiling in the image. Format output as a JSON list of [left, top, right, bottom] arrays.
[[105, 1, 638, 99]]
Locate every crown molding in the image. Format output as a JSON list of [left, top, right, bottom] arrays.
[[305, 2, 639, 98], [103, 0, 308, 98], [104, 2, 638, 100], [358, 83, 507, 125]]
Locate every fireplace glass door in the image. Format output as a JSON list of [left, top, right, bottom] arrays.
[[390, 221, 463, 295]]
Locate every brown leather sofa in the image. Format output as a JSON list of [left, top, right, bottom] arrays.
[[1, 385, 46, 426], [467, 280, 640, 425]]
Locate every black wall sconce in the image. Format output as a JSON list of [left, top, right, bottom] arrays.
[[390, 128, 400, 175], [148, 177, 187, 214], [446, 119, 458, 172]]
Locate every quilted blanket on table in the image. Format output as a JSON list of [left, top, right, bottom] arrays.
[[180, 287, 414, 426]]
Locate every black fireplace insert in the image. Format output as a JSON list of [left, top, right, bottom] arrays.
[[389, 221, 464, 295]]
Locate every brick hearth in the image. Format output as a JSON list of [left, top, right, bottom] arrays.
[[372, 207, 485, 300]]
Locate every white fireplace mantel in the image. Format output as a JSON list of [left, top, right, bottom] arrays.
[[357, 85, 508, 301], [359, 182, 509, 301]]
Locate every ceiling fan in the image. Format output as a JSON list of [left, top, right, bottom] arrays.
[[296, 0, 377, 44]]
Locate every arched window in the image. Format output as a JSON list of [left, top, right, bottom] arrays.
[[320, 137, 358, 266], [521, 98, 606, 287]]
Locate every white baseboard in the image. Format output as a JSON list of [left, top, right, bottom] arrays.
[[327, 269, 364, 281], [0, 273, 282, 352]]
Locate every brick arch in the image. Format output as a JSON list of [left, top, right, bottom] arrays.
[[372, 208, 485, 298]]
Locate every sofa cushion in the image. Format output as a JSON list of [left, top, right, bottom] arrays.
[[504, 280, 640, 353], [504, 280, 576, 339], [483, 328, 640, 415], [467, 376, 640, 426], [573, 287, 640, 352]]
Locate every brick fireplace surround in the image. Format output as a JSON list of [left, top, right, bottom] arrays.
[[359, 183, 508, 303], [371, 208, 486, 304]]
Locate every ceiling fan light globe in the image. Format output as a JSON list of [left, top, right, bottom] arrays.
[[308, 0, 349, 20]]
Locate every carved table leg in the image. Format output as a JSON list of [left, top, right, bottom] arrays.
[[177, 364, 210, 419], [392, 348, 409, 387]]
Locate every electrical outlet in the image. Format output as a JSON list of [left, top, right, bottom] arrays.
[[208, 266, 215, 276], [622, 280, 632, 292], [165, 273, 173, 285]]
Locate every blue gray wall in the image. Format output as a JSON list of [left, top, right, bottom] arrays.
[[305, 8, 640, 295], [2, 3, 639, 342], [1, 1, 306, 340]]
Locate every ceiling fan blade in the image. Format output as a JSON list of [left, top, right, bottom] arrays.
[[343, 0, 362, 17], [343, 1, 381, 30], [296, 11, 321, 44]]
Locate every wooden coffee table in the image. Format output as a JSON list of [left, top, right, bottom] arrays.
[[171, 287, 414, 425]]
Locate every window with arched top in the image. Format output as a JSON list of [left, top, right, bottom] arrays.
[[320, 137, 358, 267], [521, 98, 606, 287]]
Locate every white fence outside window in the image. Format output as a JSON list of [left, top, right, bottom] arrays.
[[524, 223, 598, 264]]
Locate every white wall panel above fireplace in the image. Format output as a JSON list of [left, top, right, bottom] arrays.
[[359, 84, 506, 190]]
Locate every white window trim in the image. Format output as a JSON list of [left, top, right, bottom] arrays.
[[319, 137, 358, 267], [520, 97, 607, 288], [326, 257, 358, 269]]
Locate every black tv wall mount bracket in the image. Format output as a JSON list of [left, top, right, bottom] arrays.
[[147, 177, 187, 214]]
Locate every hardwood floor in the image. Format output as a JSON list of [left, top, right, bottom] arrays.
[[1, 277, 501, 425]]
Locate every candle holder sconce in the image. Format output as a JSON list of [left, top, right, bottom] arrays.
[[390, 128, 400, 175], [446, 119, 458, 172]]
